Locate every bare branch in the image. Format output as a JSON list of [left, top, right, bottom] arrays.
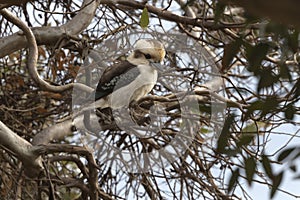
[[40, 144, 103, 200], [0, 120, 43, 177], [0, 0, 30, 5], [0, 0, 100, 58], [32, 114, 99, 145], [102, 0, 246, 29], [0, 0, 31, 9], [31, 119, 74, 145], [61, 0, 101, 35], [0, 0, 98, 93]]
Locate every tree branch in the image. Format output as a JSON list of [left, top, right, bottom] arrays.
[[0, 0, 30, 5], [101, 0, 246, 29], [0, 0, 99, 93], [31, 119, 74, 145], [0, 0, 31, 9], [0, 121, 43, 177], [61, 0, 100, 35], [32, 114, 99, 145], [39, 144, 104, 200], [0, 0, 100, 58], [0, 9, 93, 93]]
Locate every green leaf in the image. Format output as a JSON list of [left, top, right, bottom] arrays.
[[199, 127, 211, 134], [257, 69, 279, 92], [237, 134, 255, 147], [279, 63, 291, 81], [241, 123, 257, 134], [239, 122, 267, 146], [244, 97, 279, 119], [285, 104, 295, 120], [224, 149, 240, 156], [262, 155, 273, 178], [198, 103, 212, 114], [246, 43, 269, 74], [228, 168, 239, 193], [222, 39, 242, 72], [140, 7, 149, 29], [216, 115, 234, 153], [270, 172, 284, 198], [261, 96, 280, 117], [245, 157, 256, 186], [241, 122, 266, 134], [244, 100, 264, 119], [277, 148, 295, 162]]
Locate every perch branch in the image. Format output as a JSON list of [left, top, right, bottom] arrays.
[[0, 121, 43, 177], [0, 0, 98, 93]]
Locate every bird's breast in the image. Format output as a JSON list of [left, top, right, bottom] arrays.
[[109, 65, 157, 108]]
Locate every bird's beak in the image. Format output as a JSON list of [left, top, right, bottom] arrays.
[[151, 62, 164, 72], [158, 48, 166, 64]]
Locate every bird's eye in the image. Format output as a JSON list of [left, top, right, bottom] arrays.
[[144, 54, 152, 59]]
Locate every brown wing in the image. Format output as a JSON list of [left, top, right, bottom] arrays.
[[95, 60, 138, 100]]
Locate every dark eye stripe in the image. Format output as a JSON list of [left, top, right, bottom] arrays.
[[145, 54, 152, 59]]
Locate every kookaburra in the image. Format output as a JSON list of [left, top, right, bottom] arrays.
[[85, 39, 165, 112]]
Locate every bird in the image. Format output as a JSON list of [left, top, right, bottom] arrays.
[[78, 39, 166, 114], [94, 39, 165, 110]]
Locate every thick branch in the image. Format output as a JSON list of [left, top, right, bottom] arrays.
[[32, 114, 99, 145], [61, 0, 100, 35], [0, 9, 93, 93], [0, 0, 100, 57], [102, 0, 246, 29], [0, 0, 99, 93], [0, 0, 30, 9], [0, 26, 61, 58], [32, 119, 74, 145], [0, 121, 43, 177], [0, 0, 30, 5]]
